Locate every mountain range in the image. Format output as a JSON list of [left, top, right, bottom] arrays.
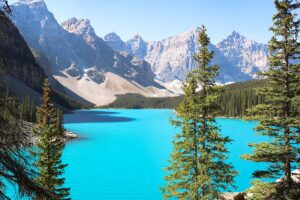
[[0, 9, 88, 110], [7, 0, 269, 106], [104, 29, 268, 83], [10, 0, 175, 106]]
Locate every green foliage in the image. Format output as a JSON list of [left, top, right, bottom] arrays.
[[0, 96, 53, 199], [105, 79, 270, 118], [0, 4, 53, 198], [103, 93, 182, 109], [19, 96, 37, 122], [219, 80, 266, 117], [52, 89, 87, 110], [243, 0, 300, 198], [162, 25, 237, 200], [33, 79, 70, 200], [246, 180, 277, 200]]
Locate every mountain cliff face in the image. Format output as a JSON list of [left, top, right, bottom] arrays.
[[0, 10, 87, 109], [104, 29, 269, 83], [0, 10, 45, 93], [60, 17, 157, 87], [104, 32, 127, 52], [145, 28, 251, 82], [11, 0, 173, 105], [9, 0, 269, 105], [104, 33, 148, 59], [11, 0, 157, 86], [216, 31, 268, 77], [126, 35, 148, 58]]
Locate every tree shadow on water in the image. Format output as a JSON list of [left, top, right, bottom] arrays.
[[64, 110, 135, 124]]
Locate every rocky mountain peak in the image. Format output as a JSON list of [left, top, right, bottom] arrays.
[[126, 34, 147, 58], [61, 17, 95, 37], [222, 31, 257, 47], [217, 31, 268, 76], [230, 30, 242, 38], [163, 26, 200, 44], [104, 32, 126, 52], [11, 0, 62, 52], [129, 34, 144, 41], [105, 27, 257, 83], [104, 32, 122, 42], [14, 0, 46, 7]]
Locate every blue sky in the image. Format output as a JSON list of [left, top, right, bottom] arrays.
[[11, 0, 276, 44]]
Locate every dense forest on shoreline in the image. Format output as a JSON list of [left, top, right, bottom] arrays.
[[0, 78, 268, 122], [104, 79, 267, 117]]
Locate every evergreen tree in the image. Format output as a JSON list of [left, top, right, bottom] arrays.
[[0, 4, 52, 199], [33, 79, 70, 200], [243, 0, 300, 198], [29, 98, 36, 122], [162, 25, 237, 200], [0, 96, 54, 199]]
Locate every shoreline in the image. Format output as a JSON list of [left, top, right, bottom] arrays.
[[64, 130, 79, 141], [23, 121, 79, 145], [90, 107, 249, 119]]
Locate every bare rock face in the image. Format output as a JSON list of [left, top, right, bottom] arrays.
[[216, 31, 268, 78], [65, 64, 84, 78], [144, 28, 251, 83], [86, 68, 104, 84], [104, 28, 268, 83], [104, 32, 127, 52], [144, 28, 201, 82], [61, 17, 159, 87], [11, 1, 160, 89], [126, 35, 147, 58], [9, 0, 173, 105]]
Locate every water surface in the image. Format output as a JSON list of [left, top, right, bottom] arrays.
[[61, 109, 265, 199]]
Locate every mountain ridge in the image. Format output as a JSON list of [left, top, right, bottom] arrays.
[[216, 31, 268, 77], [10, 0, 175, 106], [104, 28, 268, 83], [0, 10, 88, 109]]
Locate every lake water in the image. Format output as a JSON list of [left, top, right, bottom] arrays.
[[6, 109, 266, 199], [61, 109, 265, 200]]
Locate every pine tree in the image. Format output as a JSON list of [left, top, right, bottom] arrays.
[[0, 4, 53, 199], [33, 79, 70, 200], [243, 0, 300, 198], [29, 98, 36, 122], [162, 25, 237, 200]]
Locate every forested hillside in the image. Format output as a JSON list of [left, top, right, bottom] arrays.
[[105, 79, 267, 117], [219, 79, 266, 116], [104, 94, 182, 109]]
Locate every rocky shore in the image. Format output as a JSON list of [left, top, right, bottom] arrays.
[[64, 130, 78, 141], [23, 121, 78, 145], [221, 192, 245, 200], [220, 169, 300, 200]]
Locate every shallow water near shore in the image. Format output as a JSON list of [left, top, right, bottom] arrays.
[[7, 109, 266, 199]]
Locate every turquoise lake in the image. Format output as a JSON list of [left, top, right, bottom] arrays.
[[7, 109, 267, 199], [61, 109, 265, 200]]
